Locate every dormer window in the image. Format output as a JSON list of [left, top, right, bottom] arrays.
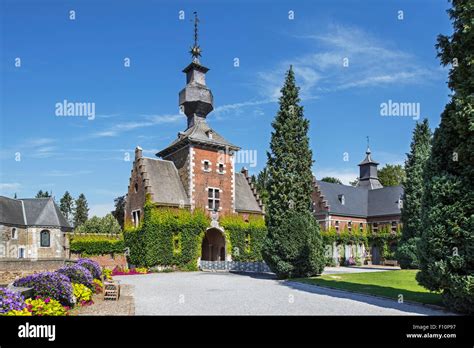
[[398, 197, 403, 209], [338, 194, 345, 205], [206, 130, 213, 139]]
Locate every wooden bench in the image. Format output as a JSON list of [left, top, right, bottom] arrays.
[[383, 260, 398, 267]]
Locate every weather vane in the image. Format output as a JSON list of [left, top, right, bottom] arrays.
[[366, 136, 371, 152], [189, 11, 202, 63]]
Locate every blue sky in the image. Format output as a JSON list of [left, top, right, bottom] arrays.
[[0, 0, 452, 216]]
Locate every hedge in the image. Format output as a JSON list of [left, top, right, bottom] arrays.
[[69, 235, 125, 256], [124, 200, 209, 270], [220, 215, 267, 262]]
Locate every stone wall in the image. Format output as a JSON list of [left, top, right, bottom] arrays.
[[0, 259, 66, 272], [200, 260, 271, 273]]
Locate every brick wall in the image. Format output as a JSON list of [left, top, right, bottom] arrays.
[[125, 155, 147, 226], [192, 146, 234, 216], [70, 252, 127, 270]]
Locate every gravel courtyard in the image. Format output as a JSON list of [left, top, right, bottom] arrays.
[[115, 271, 451, 316]]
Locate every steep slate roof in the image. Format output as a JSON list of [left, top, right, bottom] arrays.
[[142, 158, 190, 206], [0, 196, 71, 228], [235, 173, 262, 213], [157, 120, 240, 157], [316, 181, 368, 217], [0, 196, 26, 225], [368, 186, 404, 217], [316, 181, 403, 218]]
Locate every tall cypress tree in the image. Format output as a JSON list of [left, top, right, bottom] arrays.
[[60, 191, 75, 225], [262, 66, 324, 278], [396, 119, 431, 269], [417, 0, 474, 313], [74, 193, 89, 228]]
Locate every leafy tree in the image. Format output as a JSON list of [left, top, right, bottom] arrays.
[[262, 66, 324, 278], [378, 164, 406, 187], [417, 0, 474, 314], [74, 193, 89, 227], [35, 190, 51, 198], [111, 195, 126, 229], [59, 191, 75, 224], [75, 214, 121, 234], [396, 120, 432, 269], [321, 177, 342, 184]]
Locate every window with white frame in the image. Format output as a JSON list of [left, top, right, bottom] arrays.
[[372, 222, 378, 233], [202, 160, 211, 172], [348, 221, 352, 232], [208, 188, 220, 211], [391, 221, 397, 232], [218, 163, 225, 174], [11, 228, 17, 240], [335, 220, 339, 232], [40, 230, 50, 247], [132, 210, 141, 227], [359, 223, 364, 232]]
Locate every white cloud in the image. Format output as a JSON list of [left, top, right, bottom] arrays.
[[257, 23, 443, 100], [0, 183, 21, 191], [92, 114, 182, 138]]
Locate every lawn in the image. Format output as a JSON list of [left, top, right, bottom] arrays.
[[296, 270, 443, 306]]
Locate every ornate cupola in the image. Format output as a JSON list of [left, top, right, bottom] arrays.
[[357, 138, 383, 190], [179, 12, 214, 129]]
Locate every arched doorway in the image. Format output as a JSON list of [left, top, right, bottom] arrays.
[[201, 228, 226, 261]]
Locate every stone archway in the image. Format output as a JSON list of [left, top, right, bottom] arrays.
[[201, 228, 226, 261]]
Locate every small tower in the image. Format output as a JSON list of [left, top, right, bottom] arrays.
[[179, 12, 214, 129], [357, 138, 383, 190]]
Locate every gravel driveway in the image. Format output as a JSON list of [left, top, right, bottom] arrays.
[[115, 271, 451, 316]]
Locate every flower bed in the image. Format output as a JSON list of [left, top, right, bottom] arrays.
[[13, 272, 74, 306], [111, 266, 148, 276], [3, 258, 108, 316]]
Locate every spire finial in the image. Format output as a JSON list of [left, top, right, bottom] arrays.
[[366, 136, 371, 154], [189, 11, 202, 63]]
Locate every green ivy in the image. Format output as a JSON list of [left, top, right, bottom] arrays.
[[69, 234, 125, 256], [124, 199, 209, 270], [220, 215, 267, 262]]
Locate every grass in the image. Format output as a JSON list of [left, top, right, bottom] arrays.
[[295, 270, 443, 306]]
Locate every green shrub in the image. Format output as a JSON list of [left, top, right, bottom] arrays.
[[220, 215, 266, 262], [70, 235, 125, 256], [263, 210, 325, 279], [395, 237, 420, 269], [75, 214, 122, 234], [25, 298, 68, 316]]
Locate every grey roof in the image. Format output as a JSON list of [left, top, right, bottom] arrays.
[[234, 173, 262, 213], [316, 181, 403, 218], [368, 186, 404, 217], [158, 119, 240, 157], [0, 196, 71, 228], [0, 196, 26, 225], [316, 181, 368, 217], [142, 158, 190, 207]]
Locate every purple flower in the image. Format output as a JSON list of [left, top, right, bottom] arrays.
[[0, 287, 27, 313], [14, 272, 74, 306], [76, 258, 102, 279], [57, 264, 93, 289]]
